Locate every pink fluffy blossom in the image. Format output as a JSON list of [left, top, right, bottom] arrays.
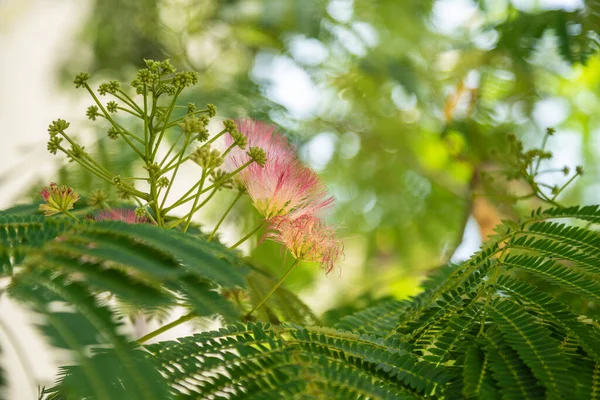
[[94, 209, 148, 224], [266, 214, 343, 274], [225, 119, 333, 219]]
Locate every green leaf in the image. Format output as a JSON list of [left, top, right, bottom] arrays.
[[488, 299, 572, 399], [463, 345, 500, 399], [9, 270, 171, 400], [167, 277, 240, 321], [502, 254, 600, 303], [484, 329, 545, 400]]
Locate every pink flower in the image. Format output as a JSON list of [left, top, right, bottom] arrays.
[[225, 119, 333, 219], [39, 183, 80, 216], [266, 214, 343, 274], [94, 209, 148, 224]]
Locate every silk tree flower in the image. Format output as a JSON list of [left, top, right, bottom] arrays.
[[39, 183, 80, 216], [266, 214, 343, 274], [225, 119, 333, 219], [94, 208, 148, 224]]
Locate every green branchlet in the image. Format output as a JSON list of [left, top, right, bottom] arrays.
[[48, 59, 259, 233], [486, 127, 583, 206]]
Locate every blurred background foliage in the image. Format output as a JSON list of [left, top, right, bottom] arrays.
[[22, 0, 600, 314]]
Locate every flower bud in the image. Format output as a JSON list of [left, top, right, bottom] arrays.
[[106, 101, 118, 113], [86, 105, 100, 121], [157, 176, 170, 188], [98, 80, 120, 95], [206, 104, 217, 117], [73, 72, 90, 88], [39, 183, 80, 216], [247, 146, 267, 167], [88, 189, 108, 208], [47, 137, 63, 155], [48, 119, 70, 136]]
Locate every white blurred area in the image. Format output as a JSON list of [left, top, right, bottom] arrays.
[[0, 2, 95, 399]]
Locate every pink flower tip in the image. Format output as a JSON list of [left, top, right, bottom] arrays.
[[225, 119, 334, 220], [267, 214, 344, 274], [94, 209, 148, 224]]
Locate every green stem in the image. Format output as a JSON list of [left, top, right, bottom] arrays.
[[183, 171, 207, 232], [117, 89, 144, 115], [167, 188, 218, 230], [229, 220, 266, 250], [58, 147, 148, 200], [63, 209, 80, 221], [161, 108, 209, 130], [169, 159, 254, 210], [136, 312, 196, 344], [159, 133, 192, 210], [84, 83, 145, 160], [160, 129, 227, 175], [116, 106, 141, 118], [159, 131, 185, 168], [244, 259, 299, 319], [151, 88, 182, 160], [208, 191, 244, 241], [534, 132, 550, 174], [551, 173, 579, 201]]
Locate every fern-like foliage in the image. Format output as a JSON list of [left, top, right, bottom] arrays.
[[132, 205, 600, 399], [3, 205, 600, 399]]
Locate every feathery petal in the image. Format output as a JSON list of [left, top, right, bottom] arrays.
[[225, 119, 333, 219], [267, 214, 343, 274], [94, 208, 148, 224]]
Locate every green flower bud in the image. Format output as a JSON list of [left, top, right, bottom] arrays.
[[210, 170, 232, 189], [144, 59, 159, 72], [47, 136, 63, 155], [106, 101, 118, 113], [551, 185, 560, 195], [157, 176, 170, 188], [576, 165, 584, 175], [190, 145, 223, 169], [179, 116, 207, 135], [231, 131, 248, 150], [162, 84, 177, 96], [223, 119, 238, 135], [159, 59, 175, 75], [195, 127, 209, 142], [86, 105, 100, 121], [112, 176, 123, 187], [74, 72, 90, 88], [48, 119, 70, 136], [88, 189, 108, 208], [546, 127, 556, 136], [172, 71, 198, 89], [137, 69, 156, 86], [98, 80, 120, 95], [247, 146, 267, 167], [187, 102, 196, 114], [206, 104, 217, 118], [135, 207, 147, 217], [70, 144, 86, 159], [107, 127, 119, 140], [144, 162, 161, 177], [562, 166, 570, 176]]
